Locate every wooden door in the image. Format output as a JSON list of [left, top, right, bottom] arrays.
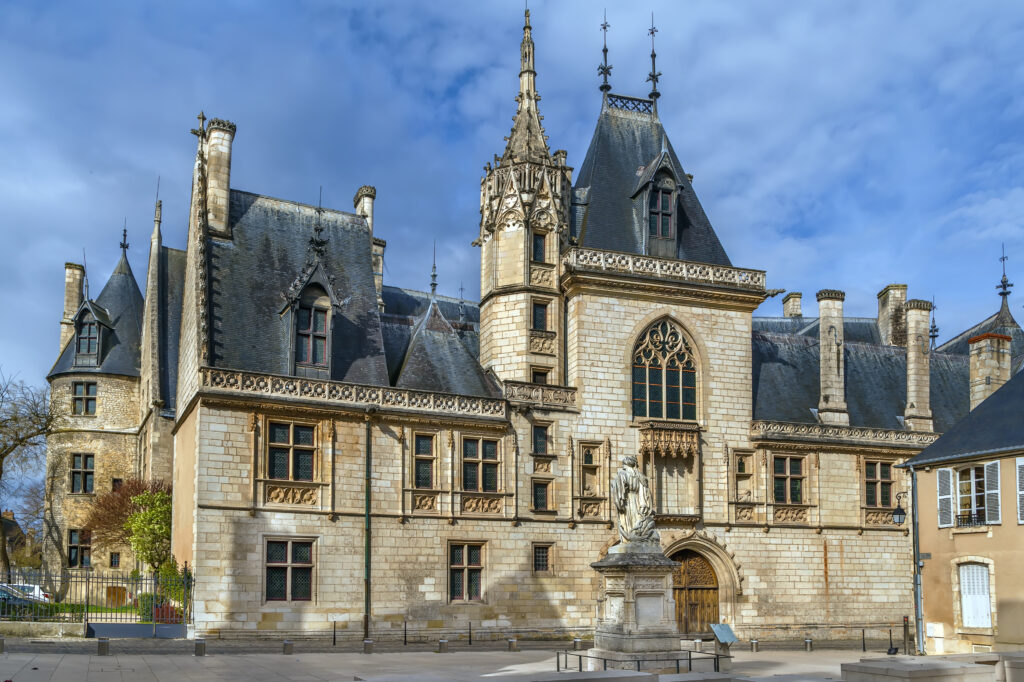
[[671, 549, 719, 635]]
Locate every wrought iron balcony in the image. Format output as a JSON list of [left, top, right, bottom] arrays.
[[956, 512, 986, 528]]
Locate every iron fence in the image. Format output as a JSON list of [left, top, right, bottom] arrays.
[[0, 568, 192, 625]]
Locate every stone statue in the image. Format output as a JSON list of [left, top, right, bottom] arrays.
[[610, 455, 659, 543]]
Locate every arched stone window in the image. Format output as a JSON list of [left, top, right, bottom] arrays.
[[295, 285, 330, 370], [631, 319, 697, 421]]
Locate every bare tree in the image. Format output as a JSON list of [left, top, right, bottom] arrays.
[[83, 477, 172, 550], [0, 372, 64, 577]]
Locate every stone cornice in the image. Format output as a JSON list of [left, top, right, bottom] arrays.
[[200, 367, 507, 421], [751, 420, 937, 450], [562, 247, 766, 293]]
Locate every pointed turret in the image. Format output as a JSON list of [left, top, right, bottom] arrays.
[[502, 9, 550, 165]]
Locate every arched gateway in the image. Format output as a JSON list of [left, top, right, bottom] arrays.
[[671, 549, 719, 635]]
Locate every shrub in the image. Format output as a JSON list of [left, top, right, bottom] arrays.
[[135, 592, 161, 620]]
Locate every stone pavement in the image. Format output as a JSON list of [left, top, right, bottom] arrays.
[[0, 639, 894, 681]]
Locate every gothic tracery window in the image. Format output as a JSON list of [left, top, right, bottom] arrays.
[[631, 319, 697, 421]]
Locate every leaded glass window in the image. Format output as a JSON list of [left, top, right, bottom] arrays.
[[462, 438, 499, 493], [414, 434, 435, 489], [450, 543, 483, 601], [266, 539, 314, 602], [267, 422, 316, 482], [70, 453, 94, 494], [631, 320, 697, 421]]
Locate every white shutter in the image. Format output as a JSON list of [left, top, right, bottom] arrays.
[[937, 468, 954, 528], [984, 461, 1001, 525], [959, 563, 992, 628], [1017, 457, 1024, 525]]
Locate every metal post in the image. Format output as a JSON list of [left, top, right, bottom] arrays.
[[333, 621, 336, 646], [283, 640, 294, 655], [363, 638, 374, 654], [903, 615, 911, 654], [557, 651, 561, 672], [0, 636, 4, 654], [750, 639, 759, 653], [573, 637, 582, 650], [363, 412, 373, 641], [403, 618, 407, 646], [804, 638, 813, 652], [469, 620, 472, 645], [862, 628, 866, 652], [97, 637, 109, 656], [194, 638, 206, 657], [507, 637, 518, 652], [437, 638, 448, 653]]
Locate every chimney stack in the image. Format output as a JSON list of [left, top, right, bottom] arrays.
[[969, 332, 1012, 410], [205, 118, 236, 237], [783, 292, 802, 318], [1, 509, 14, 520], [60, 262, 85, 351], [817, 289, 849, 425], [354, 186, 384, 310], [904, 299, 933, 431], [354, 185, 376, 238], [877, 284, 908, 346]]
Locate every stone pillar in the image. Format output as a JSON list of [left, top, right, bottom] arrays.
[[817, 289, 848, 425], [60, 262, 85, 351], [877, 284, 908, 346], [904, 299, 933, 432], [969, 332, 1012, 410], [783, 292, 802, 318], [205, 118, 236, 237]]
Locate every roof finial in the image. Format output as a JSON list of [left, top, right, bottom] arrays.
[[82, 248, 90, 300], [430, 241, 438, 296], [646, 13, 661, 101], [120, 220, 129, 254], [459, 280, 466, 323], [929, 297, 939, 350], [598, 10, 612, 93], [998, 243, 1013, 299]]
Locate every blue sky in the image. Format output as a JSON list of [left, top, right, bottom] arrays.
[[1, 0, 1023, 386]]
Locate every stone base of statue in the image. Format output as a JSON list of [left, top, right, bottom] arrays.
[[586, 540, 682, 671]]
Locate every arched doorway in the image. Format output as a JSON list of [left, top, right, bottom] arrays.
[[671, 549, 719, 635]]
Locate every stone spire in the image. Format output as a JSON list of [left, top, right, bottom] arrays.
[[502, 9, 550, 164]]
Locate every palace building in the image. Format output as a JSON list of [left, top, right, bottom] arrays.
[[44, 10, 1022, 641]]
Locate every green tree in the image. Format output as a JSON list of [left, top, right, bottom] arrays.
[[125, 490, 172, 571]]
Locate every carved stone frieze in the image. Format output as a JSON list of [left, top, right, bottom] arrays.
[[530, 264, 555, 287], [579, 499, 603, 518], [529, 330, 557, 355], [563, 247, 766, 292], [413, 493, 437, 511], [504, 381, 577, 409], [462, 495, 503, 514], [200, 368, 507, 419], [773, 506, 809, 524], [533, 457, 553, 474], [638, 421, 700, 459], [265, 484, 318, 506], [864, 509, 895, 526], [751, 420, 937, 448], [735, 505, 756, 522]]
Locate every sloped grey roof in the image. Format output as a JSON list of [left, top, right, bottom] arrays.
[[754, 316, 882, 344], [571, 95, 731, 266], [752, 332, 969, 432], [49, 252, 144, 379], [209, 191, 389, 385], [902, 368, 1024, 467], [158, 246, 185, 409], [395, 299, 499, 398], [936, 296, 1024, 358]]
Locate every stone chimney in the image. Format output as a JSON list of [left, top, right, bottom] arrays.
[[354, 186, 384, 310], [877, 284, 908, 346], [205, 118, 236, 238], [783, 292, 802, 318], [1, 509, 13, 520], [817, 289, 848, 425], [60, 262, 85, 351], [354, 185, 376, 238], [969, 332, 1012, 410], [904, 299, 933, 431]]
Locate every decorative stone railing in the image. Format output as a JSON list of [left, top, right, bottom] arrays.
[[504, 381, 577, 410], [751, 421, 938, 448], [562, 248, 766, 292], [200, 368, 507, 419], [638, 420, 700, 458]]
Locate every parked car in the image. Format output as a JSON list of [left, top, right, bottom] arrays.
[[6, 584, 51, 602], [0, 584, 46, 618]]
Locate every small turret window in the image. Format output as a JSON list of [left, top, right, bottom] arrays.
[[294, 286, 330, 369], [648, 187, 673, 239], [75, 314, 99, 366]]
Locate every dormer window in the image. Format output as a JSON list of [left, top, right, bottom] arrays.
[[294, 286, 330, 371], [75, 314, 99, 366], [648, 185, 673, 239]]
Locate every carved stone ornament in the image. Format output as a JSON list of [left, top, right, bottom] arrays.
[[773, 506, 809, 524], [529, 331, 557, 355], [751, 420, 938, 448], [530, 265, 554, 286], [504, 381, 576, 408], [638, 421, 700, 459], [735, 505, 755, 522], [865, 509, 895, 526], [413, 493, 437, 511], [462, 495, 503, 514], [265, 484, 318, 506], [563, 247, 766, 292], [579, 500, 603, 518], [533, 457, 552, 473]]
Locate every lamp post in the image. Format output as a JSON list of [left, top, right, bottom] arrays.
[[892, 492, 908, 526]]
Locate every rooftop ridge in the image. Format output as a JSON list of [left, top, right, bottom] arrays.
[[605, 93, 654, 114]]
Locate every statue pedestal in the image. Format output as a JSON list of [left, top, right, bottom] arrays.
[[587, 541, 682, 670]]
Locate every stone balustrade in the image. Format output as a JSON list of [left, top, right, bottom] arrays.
[[562, 247, 766, 292]]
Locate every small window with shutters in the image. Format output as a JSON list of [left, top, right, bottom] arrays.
[[937, 468, 954, 528], [958, 562, 992, 629], [1017, 457, 1024, 525]]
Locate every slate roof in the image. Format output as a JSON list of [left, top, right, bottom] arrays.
[[158, 246, 185, 409], [394, 298, 499, 398], [209, 191, 389, 385], [49, 251, 144, 379], [753, 316, 883, 345], [901, 368, 1024, 467], [571, 94, 731, 266], [752, 332, 969, 432]]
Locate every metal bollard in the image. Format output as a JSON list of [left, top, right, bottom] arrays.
[[573, 637, 583, 651], [750, 639, 759, 653], [194, 638, 206, 657], [437, 638, 449, 653], [362, 639, 374, 654], [507, 637, 518, 652], [282, 640, 294, 655], [804, 638, 813, 652], [97, 637, 110, 656], [693, 638, 702, 652], [0, 636, 4, 654]]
